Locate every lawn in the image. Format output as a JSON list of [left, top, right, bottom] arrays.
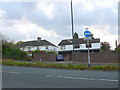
[[1, 60, 119, 71]]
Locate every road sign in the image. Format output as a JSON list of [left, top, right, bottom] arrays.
[[84, 31, 91, 37], [83, 37, 92, 41], [84, 30, 92, 68]]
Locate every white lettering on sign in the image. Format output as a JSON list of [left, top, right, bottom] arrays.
[[85, 33, 91, 35]]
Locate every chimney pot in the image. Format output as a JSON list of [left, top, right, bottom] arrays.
[[37, 37, 41, 41]]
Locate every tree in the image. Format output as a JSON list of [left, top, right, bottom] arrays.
[[114, 44, 120, 52], [73, 32, 79, 39], [73, 32, 79, 48], [100, 42, 111, 52], [15, 41, 23, 46], [90, 33, 94, 39], [2, 34, 27, 60]]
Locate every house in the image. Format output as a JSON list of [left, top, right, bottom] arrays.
[[17, 37, 57, 52], [58, 38, 100, 54]]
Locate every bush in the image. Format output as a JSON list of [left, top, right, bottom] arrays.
[[32, 50, 40, 53], [2, 42, 27, 60], [47, 51, 56, 53], [32, 50, 56, 54], [10, 48, 27, 60], [114, 48, 120, 52]]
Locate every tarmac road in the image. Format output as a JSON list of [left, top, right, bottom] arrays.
[[2, 65, 119, 88]]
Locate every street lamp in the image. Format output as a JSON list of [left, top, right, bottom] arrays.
[[70, 0, 75, 61]]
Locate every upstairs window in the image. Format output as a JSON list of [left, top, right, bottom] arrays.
[[86, 43, 92, 48], [37, 47, 40, 50], [74, 44, 80, 48], [27, 47, 31, 51], [45, 46, 48, 50], [60, 45, 65, 50]]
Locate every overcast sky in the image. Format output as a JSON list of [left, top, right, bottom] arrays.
[[0, 0, 119, 49]]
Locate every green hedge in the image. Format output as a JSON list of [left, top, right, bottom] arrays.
[[32, 50, 56, 54]]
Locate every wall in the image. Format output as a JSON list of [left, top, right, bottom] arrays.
[[64, 53, 72, 61], [33, 52, 56, 62], [64, 52, 119, 63], [33, 51, 119, 63]]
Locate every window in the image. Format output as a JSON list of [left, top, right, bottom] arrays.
[[74, 44, 80, 48], [45, 46, 48, 50], [37, 47, 40, 50], [60, 45, 65, 50], [27, 47, 31, 51], [86, 43, 92, 48]]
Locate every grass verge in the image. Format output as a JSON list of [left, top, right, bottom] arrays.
[[1, 60, 120, 71]]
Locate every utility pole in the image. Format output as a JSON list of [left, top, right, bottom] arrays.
[[70, 0, 75, 62], [71, 0, 74, 39]]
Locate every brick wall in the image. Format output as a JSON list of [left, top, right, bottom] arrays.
[[33, 52, 119, 63], [33, 52, 56, 62], [64, 53, 72, 61], [65, 52, 119, 63]]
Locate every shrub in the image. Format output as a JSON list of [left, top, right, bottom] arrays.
[[47, 51, 56, 53], [2, 41, 28, 60], [32, 50, 40, 53]]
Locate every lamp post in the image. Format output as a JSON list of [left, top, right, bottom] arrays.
[[70, 0, 75, 61], [71, 0, 74, 39]]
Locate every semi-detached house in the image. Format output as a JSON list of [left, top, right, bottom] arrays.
[[17, 37, 57, 52], [58, 38, 100, 54]]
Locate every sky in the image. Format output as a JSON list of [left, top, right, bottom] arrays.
[[0, 0, 119, 49]]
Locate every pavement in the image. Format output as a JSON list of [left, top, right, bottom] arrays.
[[2, 65, 119, 88]]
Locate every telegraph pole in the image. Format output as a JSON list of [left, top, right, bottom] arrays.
[[70, 0, 75, 61], [71, 0, 74, 38]]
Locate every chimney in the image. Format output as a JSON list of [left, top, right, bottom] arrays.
[[37, 37, 41, 42]]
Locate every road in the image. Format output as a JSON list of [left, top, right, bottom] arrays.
[[2, 65, 118, 88]]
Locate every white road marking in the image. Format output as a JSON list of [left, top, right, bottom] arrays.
[[2, 71, 21, 74], [46, 75, 118, 82]]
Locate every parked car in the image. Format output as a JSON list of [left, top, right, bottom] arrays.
[[56, 54, 64, 61]]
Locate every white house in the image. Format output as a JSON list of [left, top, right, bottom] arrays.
[[58, 38, 100, 53], [17, 37, 57, 52]]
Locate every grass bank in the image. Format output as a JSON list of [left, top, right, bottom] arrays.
[[1, 60, 120, 71]]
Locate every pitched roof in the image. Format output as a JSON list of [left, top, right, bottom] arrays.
[[17, 40, 56, 47], [58, 38, 100, 45]]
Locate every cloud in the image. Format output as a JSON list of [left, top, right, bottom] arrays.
[[0, 0, 119, 49], [0, 9, 6, 18], [1, 17, 65, 45], [36, 1, 54, 19]]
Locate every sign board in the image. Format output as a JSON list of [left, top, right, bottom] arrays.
[[84, 31, 91, 37], [83, 37, 92, 41]]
